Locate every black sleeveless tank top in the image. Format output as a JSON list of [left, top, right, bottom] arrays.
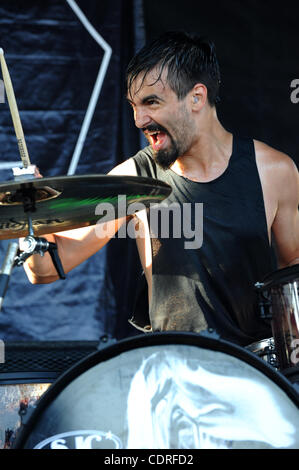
[[131, 135, 276, 346]]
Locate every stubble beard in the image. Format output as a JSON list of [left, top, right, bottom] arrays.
[[154, 130, 193, 171], [153, 107, 195, 170], [154, 136, 181, 170]]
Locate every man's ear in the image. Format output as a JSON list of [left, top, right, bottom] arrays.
[[190, 83, 208, 110]]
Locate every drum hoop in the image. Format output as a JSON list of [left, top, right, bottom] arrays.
[[246, 337, 275, 353], [13, 331, 299, 449], [260, 264, 299, 290], [0, 372, 59, 385]]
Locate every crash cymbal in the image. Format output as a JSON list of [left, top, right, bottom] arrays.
[[0, 174, 172, 239]]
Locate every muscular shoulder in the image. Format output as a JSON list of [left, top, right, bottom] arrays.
[[108, 147, 154, 177], [108, 157, 138, 176], [254, 139, 299, 198]]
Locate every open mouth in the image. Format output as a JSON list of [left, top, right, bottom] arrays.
[[146, 131, 168, 151]]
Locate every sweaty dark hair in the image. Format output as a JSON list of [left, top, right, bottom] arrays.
[[126, 31, 221, 106]]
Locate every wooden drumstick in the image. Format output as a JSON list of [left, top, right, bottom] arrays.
[[0, 48, 31, 168]]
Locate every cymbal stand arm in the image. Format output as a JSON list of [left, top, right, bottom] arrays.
[[15, 208, 66, 279], [15, 234, 66, 280], [255, 282, 272, 320], [27, 211, 34, 237]]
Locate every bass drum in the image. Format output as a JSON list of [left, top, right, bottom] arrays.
[[14, 332, 299, 450]]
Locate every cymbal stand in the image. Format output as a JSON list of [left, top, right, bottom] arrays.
[[14, 184, 66, 280], [0, 48, 65, 314]]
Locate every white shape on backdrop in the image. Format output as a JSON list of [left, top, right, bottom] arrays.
[[66, 0, 112, 175], [0, 2, 112, 173]]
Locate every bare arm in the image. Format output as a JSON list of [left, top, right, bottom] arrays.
[[271, 156, 299, 268], [23, 158, 137, 284]]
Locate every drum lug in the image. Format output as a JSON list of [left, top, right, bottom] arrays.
[[255, 282, 273, 320], [199, 328, 220, 340], [96, 334, 117, 350]]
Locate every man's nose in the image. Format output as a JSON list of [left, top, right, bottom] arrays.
[[134, 107, 152, 129]]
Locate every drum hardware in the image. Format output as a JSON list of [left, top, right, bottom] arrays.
[[246, 337, 278, 369], [0, 242, 19, 311], [267, 343, 278, 368], [255, 282, 273, 320], [0, 185, 67, 310], [199, 327, 220, 340], [14, 234, 66, 280], [12, 165, 40, 182], [255, 265, 299, 379], [13, 184, 66, 279], [96, 334, 117, 350]]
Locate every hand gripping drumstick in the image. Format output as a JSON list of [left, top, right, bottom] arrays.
[[0, 48, 31, 168]]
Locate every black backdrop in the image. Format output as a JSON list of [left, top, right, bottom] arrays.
[[144, 0, 299, 166], [0, 0, 298, 343]]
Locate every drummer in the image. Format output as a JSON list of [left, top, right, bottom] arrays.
[[22, 31, 299, 347]]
